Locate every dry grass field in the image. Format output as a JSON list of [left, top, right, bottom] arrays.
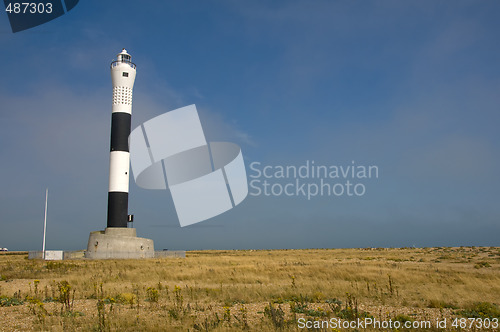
[[0, 247, 499, 331]]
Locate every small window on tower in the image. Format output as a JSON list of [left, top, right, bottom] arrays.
[[122, 72, 129, 77]]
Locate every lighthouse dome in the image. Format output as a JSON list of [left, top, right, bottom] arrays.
[[117, 49, 131, 63]]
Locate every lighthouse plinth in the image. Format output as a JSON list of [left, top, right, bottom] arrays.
[[85, 228, 154, 259]]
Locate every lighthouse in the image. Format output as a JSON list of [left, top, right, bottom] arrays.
[[108, 49, 135, 228], [85, 49, 154, 259]]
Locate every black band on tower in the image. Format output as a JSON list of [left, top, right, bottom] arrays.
[[110, 113, 131, 152], [107, 192, 129, 228]]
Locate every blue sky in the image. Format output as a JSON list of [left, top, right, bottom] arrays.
[[1, 1, 499, 250]]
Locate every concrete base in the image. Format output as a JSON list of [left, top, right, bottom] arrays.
[[85, 228, 154, 259]]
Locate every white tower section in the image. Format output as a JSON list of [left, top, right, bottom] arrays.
[[111, 49, 137, 115]]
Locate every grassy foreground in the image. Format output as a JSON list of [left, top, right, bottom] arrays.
[[0, 247, 499, 331]]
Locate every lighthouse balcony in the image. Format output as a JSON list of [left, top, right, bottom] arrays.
[[111, 60, 136, 69]]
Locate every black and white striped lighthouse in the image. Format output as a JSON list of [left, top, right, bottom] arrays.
[[85, 49, 154, 259], [107, 49, 136, 228]]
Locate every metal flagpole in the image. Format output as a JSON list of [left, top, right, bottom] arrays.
[[42, 188, 48, 260]]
